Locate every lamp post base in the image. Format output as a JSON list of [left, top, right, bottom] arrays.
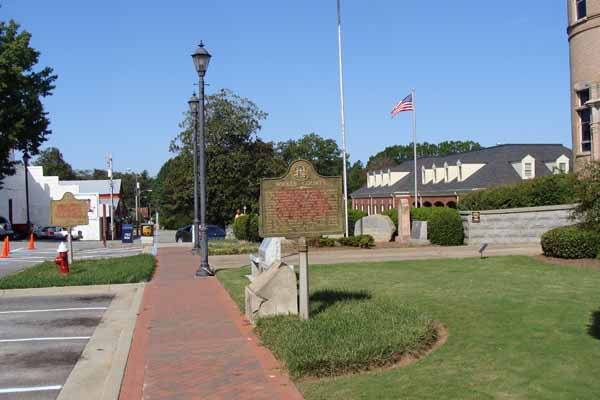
[[195, 264, 214, 277], [191, 247, 201, 255]]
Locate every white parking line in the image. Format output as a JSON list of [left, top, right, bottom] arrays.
[[0, 307, 107, 315], [0, 336, 91, 343], [0, 385, 62, 394]]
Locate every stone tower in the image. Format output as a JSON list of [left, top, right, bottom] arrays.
[[568, 0, 600, 170]]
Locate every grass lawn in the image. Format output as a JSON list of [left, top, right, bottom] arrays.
[[208, 239, 258, 255], [0, 254, 156, 289], [217, 256, 600, 399]]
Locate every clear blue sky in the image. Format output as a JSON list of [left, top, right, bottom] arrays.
[[5, 1, 571, 175]]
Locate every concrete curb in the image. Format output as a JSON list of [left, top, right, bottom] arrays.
[[54, 283, 145, 400], [0, 283, 142, 298]]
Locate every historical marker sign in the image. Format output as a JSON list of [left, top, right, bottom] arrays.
[[51, 192, 89, 227], [259, 160, 344, 238]]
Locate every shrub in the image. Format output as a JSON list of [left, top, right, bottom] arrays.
[[382, 208, 398, 232], [232, 214, 261, 242], [337, 234, 375, 248], [573, 162, 600, 230], [458, 173, 577, 211], [411, 207, 464, 246], [541, 225, 600, 259], [348, 209, 367, 236], [428, 209, 464, 246]]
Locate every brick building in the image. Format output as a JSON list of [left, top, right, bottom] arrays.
[[350, 144, 572, 214], [567, 0, 600, 169]]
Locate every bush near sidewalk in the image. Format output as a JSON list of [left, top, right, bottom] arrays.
[[411, 207, 464, 246], [232, 214, 261, 242], [0, 254, 156, 289], [541, 226, 600, 259]]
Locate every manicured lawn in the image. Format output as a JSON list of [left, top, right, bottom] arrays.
[[0, 254, 156, 289], [208, 239, 258, 255], [217, 256, 600, 399]]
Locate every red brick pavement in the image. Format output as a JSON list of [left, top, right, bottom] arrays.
[[119, 247, 304, 400]]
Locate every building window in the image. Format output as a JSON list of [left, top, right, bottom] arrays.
[[576, 0, 587, 20], [457, 161, 463, 182], [524, 162, 533, 179], [559, 162, 567, 173], [444, 163, 449, 182], [578, 89, 592, 152]]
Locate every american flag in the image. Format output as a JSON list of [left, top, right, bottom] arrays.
[[390, 94, 413, 117]]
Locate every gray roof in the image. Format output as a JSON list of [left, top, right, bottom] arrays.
[[351, 144, 571, 198], [60, 179, 122, 195]]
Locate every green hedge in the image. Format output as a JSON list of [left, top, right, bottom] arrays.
[[232, 214, 261, 242], [541, 225, 600, 259], [411, 207, 464, 246], [348, 209, 367, 236], [458, 173, 577, 211], [337, 235, 375, 248]]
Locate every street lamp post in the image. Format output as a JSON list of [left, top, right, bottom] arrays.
[[23, 151, 31, 234], [127, 168, 140, 236], [192, 41, 213, 277], [188, 94, 201, 254]]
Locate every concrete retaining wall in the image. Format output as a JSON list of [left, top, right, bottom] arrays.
[[460, 204, 577, 245]]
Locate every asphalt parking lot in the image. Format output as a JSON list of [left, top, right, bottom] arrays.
[[0, 240, 143, 278], [0, 294, 111, 399]]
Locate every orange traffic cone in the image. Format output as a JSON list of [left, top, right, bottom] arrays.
[[29, 232, 35, 250], [0, 237, 9, 258]]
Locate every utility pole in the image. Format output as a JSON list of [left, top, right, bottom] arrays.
[[107, 154, 115, 240]]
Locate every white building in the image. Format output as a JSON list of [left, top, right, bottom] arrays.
[[0, 164, 122, 241]]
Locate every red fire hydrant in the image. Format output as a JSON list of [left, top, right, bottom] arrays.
[[54, 242, 69, 275]]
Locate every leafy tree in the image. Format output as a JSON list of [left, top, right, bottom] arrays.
[[276, 133, 343, 177], [573, 162, 600, 230], [32, 147, 76, 180], [367, 140, 483, 171], [347, 160, 366, 194], [0, 20, 57, 186], [164, 89, 285, 227]]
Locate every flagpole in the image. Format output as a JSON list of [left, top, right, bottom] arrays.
[[412, 89, 418, 208], [337, 0, 349, 237]]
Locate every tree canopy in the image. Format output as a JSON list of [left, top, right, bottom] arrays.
[[159, 89, 285, 228], [367, 140, 483, 171], [275, 133, 344, 177], [0, 20, 57, 186], [32, 147, 76, 180]]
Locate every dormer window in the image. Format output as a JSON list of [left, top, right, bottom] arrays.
[[521, 155, 535, 180], [432, 164, 437, 183], [457, 160, 463, 182], [558, 162, 567, 173], [421, 166, 426, 184], [524, 162, 533, 179]]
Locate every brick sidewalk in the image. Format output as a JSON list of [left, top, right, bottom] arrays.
[[119, 248, 303, 400]]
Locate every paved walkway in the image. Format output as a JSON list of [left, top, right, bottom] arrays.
[[207, 243, 543, 269], [119, 248, 303, 400]]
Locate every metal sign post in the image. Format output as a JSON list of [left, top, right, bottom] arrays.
[[298, 237, 310, 320]]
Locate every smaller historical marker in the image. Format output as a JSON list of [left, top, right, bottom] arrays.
[[50, 192, 89, 263], [259, 160, 343, 320]]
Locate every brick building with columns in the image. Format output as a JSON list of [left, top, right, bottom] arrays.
[[351, 144, 572, 214]]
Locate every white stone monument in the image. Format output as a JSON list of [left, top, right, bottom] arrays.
[[248, 237, 282, 280], [354, 215, 396, 242]]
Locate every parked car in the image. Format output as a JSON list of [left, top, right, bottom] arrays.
[[175, 225, 226, 243], [34, 226, 80, 240], [0, 216, 14, 239]]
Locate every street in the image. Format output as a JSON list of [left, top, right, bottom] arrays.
[[0, 240, 143, 278]]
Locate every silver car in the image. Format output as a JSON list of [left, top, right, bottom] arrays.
[[0, 216, 14, 239]]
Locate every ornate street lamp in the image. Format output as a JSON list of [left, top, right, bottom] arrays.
[[191, 41, 213, 277], [188, 93, 201, 254]]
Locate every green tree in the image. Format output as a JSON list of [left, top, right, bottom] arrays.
[[367, 140, 483, 170], [32, 147, 76, 180], [276, 133, 343, 177], [0, 20, 57, 186], [164, 89, 285, 227], [347, 160, 366, 194], [573, 162, 600, 230]]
